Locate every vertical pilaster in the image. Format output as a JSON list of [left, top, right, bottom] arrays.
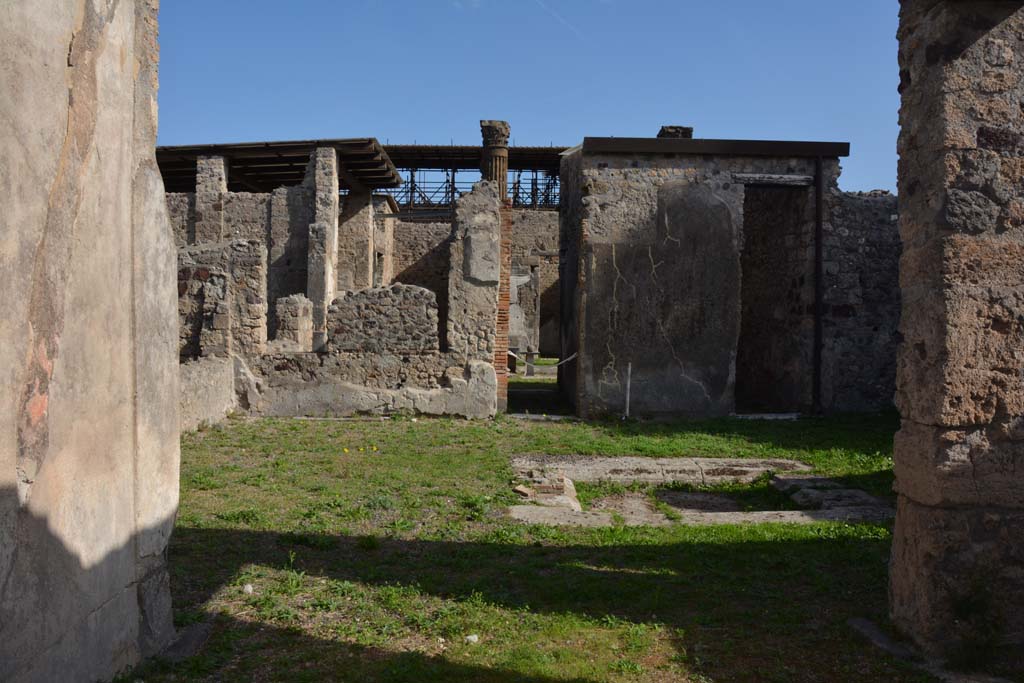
[[194, 155, 227, 243], [891, 0, 1024, 659], [337, 190, 375, 291], [307, 147, 339, 350]]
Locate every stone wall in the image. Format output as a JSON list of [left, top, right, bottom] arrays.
[[891, 0, 1024, 659], [165, 171, 313, 337], [237, 183, 504, 419], [0, 1, 179, 679], [561, 148, 900, 418], [447, 183, 504, 364], [178, 263, 231, 358], [180, 356, 236, 432], [511, 209, 560, 355], [270, 294, 313, 353], [327, 285, 440, 354], [561, 151, 834, 418], [558, 150, 585, 401], [392, 220, 453, 340], [337, 191, 374, 292], [178, 241, 268, 359], [823, 191, 900, 412], [372, 196, 396, 286]]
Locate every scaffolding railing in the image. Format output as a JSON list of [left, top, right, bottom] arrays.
[[343, 168, 559, 215]]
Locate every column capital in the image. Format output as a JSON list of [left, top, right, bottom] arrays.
[[480, 120, 510, 148]]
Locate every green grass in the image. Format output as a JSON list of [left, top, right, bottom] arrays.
[[126, 412, 948, 683]]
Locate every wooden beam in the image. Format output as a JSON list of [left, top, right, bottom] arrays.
[[731, 173, 815, 186]]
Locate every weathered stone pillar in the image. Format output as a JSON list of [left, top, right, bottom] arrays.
[[480, 120, 510, 198], [306, 147, 339, 350], [195, 155, 228, 243], [337, 190, 375, 291], [1, 0, 179, 679], [892, 0, 1024, 659]]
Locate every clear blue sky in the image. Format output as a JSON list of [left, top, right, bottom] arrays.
[[157, 1, 899, 192]]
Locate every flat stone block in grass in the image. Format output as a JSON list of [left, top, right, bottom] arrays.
[[511, 455, 811, 486]]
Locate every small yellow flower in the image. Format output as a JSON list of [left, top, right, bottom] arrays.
[[359, 447, 365, 452], [343, 448, 349, 453]]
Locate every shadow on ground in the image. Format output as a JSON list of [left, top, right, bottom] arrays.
[[144, 524, 950, 683]]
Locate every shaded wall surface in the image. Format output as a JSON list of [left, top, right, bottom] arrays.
[[891, 0, 1024, 658], [0, 1, 180, 680], [560, 150, 900, 418], [736, 186, 815, 412]]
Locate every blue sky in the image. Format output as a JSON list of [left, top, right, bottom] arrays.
[[157, 1, 899, 192]]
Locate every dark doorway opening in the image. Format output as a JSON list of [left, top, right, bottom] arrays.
[[735, 186, 815, 413]]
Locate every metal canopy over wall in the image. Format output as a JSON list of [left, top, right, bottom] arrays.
[[157, 138, 402, 193], [157, 141, 569, 218]]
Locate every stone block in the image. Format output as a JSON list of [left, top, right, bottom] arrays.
[[897, 235, 1024, 426], [890, 496, 1024, 656], [894, 419, 1024, 508]]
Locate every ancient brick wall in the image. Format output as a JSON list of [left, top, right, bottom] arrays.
[[494, 202, 513, 409], [823, 191, 900, 412], [326, 285, 440, 353], [892, 0, 1024, 658]]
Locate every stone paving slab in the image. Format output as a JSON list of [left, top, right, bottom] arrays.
[[507, 503, 894, 528], [511, 455, 811, 486]]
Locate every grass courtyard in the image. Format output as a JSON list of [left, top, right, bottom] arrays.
[[127, 411, 950, 682]]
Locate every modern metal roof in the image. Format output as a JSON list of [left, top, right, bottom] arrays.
[[156, 138, 402, 193], [383, 145, 567, 172], [580, 137, 850, 158]]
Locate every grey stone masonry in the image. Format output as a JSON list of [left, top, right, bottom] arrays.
[[337, 190, 375, 291], [195, 155, 228, 242], [447, 182, 503, 364], [891, 0, 1024, 660], [178, 263, 231, 358], [327, 284, 440, 353], [179, 240, 268, 358], [307, 147, 340, 350], [823, 191, 900, 412], [271, 294, 313, 352]]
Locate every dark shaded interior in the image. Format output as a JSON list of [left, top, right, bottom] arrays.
[[735, 186, 815, 413]]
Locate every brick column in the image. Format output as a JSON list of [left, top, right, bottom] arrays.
[[493, 200, 513, 411], [892, 0, 1024, 659], [194, 155, 227, 243]]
